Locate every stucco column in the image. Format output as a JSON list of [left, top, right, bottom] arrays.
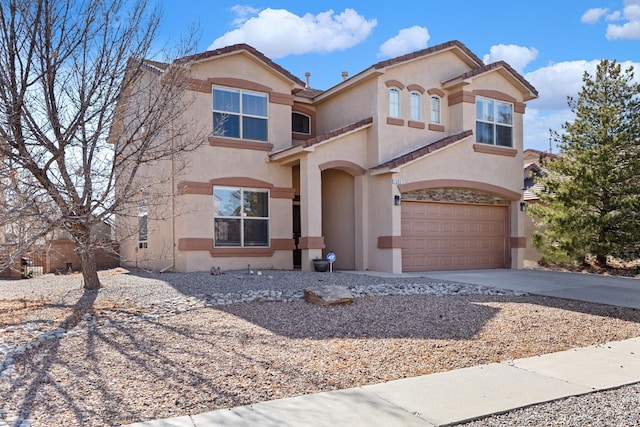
[[299, 156, 324, 271], [354, 174, 366, 270], [511, 200, 526, 269]]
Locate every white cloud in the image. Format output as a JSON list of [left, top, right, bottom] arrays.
[[525, 60, 601, 110], [581, 8, 608, 23], [523, 58, 640, 150], [604, 2, 640, 39], [229, 5, 260, 26], [377, 26, 430, 58], [482, 44, 539, 73], [209, 8, 377, 58]]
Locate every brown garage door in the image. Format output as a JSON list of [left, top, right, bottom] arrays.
[[401, 201, 509, 271]]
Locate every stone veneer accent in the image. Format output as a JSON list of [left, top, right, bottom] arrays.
[[402, 188, 510, 205]]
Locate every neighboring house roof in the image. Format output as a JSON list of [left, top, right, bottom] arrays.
[[371, 130, 473, 172]]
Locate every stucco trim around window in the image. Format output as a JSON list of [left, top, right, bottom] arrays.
[[448, 89, 526, 113], [473, 143, 517, 157], [407, 84, 425, 94], [408, 120, 425, 129], [428, 123, 445, 132], [387, 117, 404, 126], [427, 88, 446, 98], [177, 178, 295, 199], [177, 237, 295, 256], [208, 136, 274, 151], [385, 79, 405, 89]]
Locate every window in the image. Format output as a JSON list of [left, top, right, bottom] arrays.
[[410, 92, 422, 121], [430, 96, 441, 124], [292, 112, 311, 134], [214, 187, 269, 247], [475, 97, 513, 147], [213, 87, 268, 141], [138, 203, 148, 249], [389, 88, 400, 118]]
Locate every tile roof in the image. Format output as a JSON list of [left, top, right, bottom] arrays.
[[372, 130, 473, 170], [443, 61, 538, 98], [372, 40, 483, 70], [302, 117, 374, 148], [177, 44, 306, 88]]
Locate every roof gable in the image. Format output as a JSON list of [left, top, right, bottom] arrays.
[[443, 61, 538, 101], [178, 44, 306, 88]]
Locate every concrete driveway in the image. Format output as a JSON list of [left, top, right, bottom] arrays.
[[414, 269, 640, 309]]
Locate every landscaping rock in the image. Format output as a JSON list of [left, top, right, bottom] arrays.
[[304, 285, 354, 306]]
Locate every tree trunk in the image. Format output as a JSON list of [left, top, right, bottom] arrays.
[[79, 249, 100, 290], [595, 253, 607, 267]]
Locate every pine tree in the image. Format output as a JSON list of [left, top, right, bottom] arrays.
[[530, 60, 640, 267]]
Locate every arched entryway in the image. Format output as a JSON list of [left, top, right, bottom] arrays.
[[321, 169, 355, 270]]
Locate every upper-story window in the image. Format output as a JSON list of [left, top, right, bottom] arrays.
[[475, 97, 513, 147], [214, 186, 269, 247], [292, 112, 311, 134], [212, 86, 268, 141], [138, 202, 148, 249], [389, 88, 400, 118], [430, 96, 441, 124], [410, 92, 422, 121]]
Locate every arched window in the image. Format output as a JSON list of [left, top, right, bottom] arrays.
[[430, 96, 441, 124], [389, 88, 400, 118], [410, 92, 422, 121]]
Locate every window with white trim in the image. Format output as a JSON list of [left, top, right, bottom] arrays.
[[213, 87, 268, 141], [475, 97, 513, 147], [214, 187, 269, 247], [410, 92, 422, 121], [430, 96, 441, 124], [138, 203, 148, 249], [292, 112, 311, 134], [389, 88, 400, 118]]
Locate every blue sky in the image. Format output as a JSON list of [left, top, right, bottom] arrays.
[[156, 1, 640, 152]]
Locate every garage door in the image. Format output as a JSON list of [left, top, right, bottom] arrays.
[[401, 202, 509, 271]]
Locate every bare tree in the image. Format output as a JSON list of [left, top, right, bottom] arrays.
[[0, 0, 204, 289]]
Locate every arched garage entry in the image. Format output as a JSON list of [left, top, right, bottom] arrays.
[[321, 168, 356, 270], [399, 181, 519, 272]]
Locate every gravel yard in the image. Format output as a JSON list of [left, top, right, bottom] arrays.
[[1, 269, 640, 426]]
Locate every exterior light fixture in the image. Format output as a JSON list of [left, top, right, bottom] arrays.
[[520, 202, 527, 212], [394, 195, 401, 206]]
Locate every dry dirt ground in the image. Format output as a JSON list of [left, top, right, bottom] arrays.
[[1, 272, 640, 426]]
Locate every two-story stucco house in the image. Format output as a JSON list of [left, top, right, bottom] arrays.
[[117, 40, 538, 273]]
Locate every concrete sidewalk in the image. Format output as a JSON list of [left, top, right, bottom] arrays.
[[123, 337, 640, 427]]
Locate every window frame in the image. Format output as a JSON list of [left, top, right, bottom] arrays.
[[292, 112, 311, 135], [475, 96, 514, 147], [430, 95, 441, 124], [138, 203, 148, 249], [212, 86, 269, 142], [213, 186, 270, 248], [410, 91, 422, 121], [389, 87, 401, 118]]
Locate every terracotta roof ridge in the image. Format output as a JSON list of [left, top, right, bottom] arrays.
[[372, 40, 484, 70], [445, 61, 539, 97], [176, 43, 306, 88], [373, 129, 473, 169], [303, 117, 373, 148]]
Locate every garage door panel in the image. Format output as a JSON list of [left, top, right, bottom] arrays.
[[402, 201, 508, 271]]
